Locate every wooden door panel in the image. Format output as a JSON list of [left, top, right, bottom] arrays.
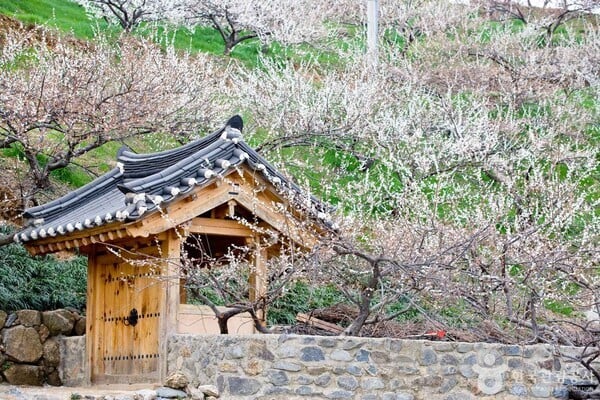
[[92, 247, 161, 382]]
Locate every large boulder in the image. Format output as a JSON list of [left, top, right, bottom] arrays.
[[0, 310, 7, 328], [43, 338, 61, 367], [3, 364, 44, 386], [74, 316, 87, 336], [42, 309, 75, 336], [2, 325, 43, 363], [16, 309, 41, 327], [45, 367, 62, 386], [37, 323, 50, 343]]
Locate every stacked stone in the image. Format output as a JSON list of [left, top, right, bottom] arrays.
[[167, 334, 599, 399], [157, 371, 221, 400], [0, 308, 86, 386]]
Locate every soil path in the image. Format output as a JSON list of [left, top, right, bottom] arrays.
[[0, 383, 151, 400]]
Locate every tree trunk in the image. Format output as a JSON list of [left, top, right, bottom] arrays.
[[568, 387, 600, 399], [217, 315, 229, 334], [343, 306, 370, 336]]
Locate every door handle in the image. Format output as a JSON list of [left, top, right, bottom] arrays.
[[124, 308, 139, 327]]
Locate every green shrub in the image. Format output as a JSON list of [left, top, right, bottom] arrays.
[[0, 226, 87, 312], [268, 280, 347, 325]]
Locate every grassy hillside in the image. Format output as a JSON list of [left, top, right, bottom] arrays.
[[0, 0, 101, 37], [0, 0, 274, 64]]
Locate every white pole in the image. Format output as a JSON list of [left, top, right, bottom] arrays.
[[367, 0, 379, 64]]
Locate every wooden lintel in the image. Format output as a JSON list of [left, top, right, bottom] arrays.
[[188, 217, 254, 237], [126, 182, 232, 238]]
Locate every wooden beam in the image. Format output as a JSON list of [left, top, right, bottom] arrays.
[[227, 200, 237, 218], [296, 313, 344, 334], [87, 246, 99, 384], [159, 229, 180, 383], [248, 237, 268, 324], [187, 217, 254, 237]]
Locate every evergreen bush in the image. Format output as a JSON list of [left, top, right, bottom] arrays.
[[0, 225, 87, 312]]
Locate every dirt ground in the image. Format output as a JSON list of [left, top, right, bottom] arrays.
[[0, 383, 152, 400]]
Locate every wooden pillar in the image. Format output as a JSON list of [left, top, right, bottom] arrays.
[[248, 236, 268, 324], [159, 230, 181, 382], [85, 245, 98, 385]]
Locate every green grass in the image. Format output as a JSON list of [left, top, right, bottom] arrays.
[[144, 24, 269, 68], [0, 0, 105, 38], [0, 0, 270, 67], [0, 0, 343, 70], [544, 299, 574, 316], [50, 165, 93, 187]]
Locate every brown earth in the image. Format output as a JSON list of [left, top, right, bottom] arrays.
[[0, 14, 90, 50]]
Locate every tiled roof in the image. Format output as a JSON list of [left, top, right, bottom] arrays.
[[16, 116, 330, 243]]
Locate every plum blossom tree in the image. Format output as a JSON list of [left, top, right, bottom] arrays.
[[75, 0, 175, 31], [76, 0, 337, 54], [175, 0, 337, 54], [0, 30, 227, 215], [178, 234, 312, 334], [225, 0, 599, 340]]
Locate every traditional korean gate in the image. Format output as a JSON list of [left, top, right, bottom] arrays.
[[88, 245, 162, 384]]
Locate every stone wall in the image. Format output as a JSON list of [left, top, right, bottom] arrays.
[[0, 309, 85, 386], [58, 335, 87, 386], [167, 334, 598, 400]]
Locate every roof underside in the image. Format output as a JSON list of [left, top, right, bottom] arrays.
[[17, 116, 330, 244]]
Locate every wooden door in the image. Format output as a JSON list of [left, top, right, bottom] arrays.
[[88, 245, 162, 384]]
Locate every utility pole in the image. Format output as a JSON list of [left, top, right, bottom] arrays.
[[367, 0, 379, 65]]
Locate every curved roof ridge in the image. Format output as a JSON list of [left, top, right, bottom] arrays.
[[118, 128, 225, 179], [119, 139, 237, 194], [118, 128, 223, 162]]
